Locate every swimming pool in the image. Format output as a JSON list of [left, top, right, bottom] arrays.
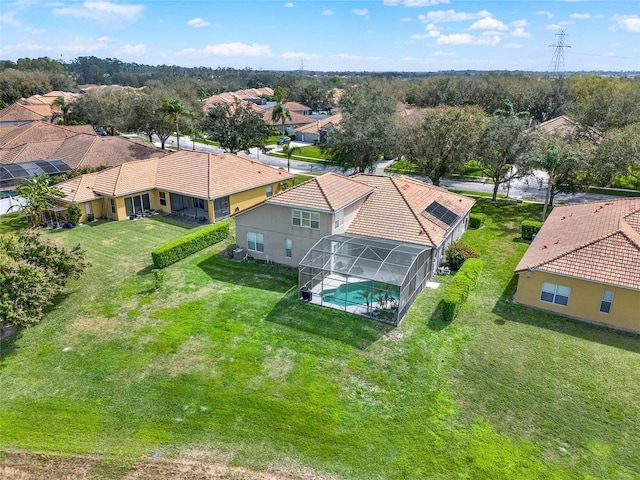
[[322, 280, 399, 307], [0, 190, 17, 199]]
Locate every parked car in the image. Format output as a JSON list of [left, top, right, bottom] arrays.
[[276, 136, 291, 145], [94, 127, 107, 136]]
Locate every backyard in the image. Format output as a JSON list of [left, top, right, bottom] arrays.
[[0, 201, 638, 479]]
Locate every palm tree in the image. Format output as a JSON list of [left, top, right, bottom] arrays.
[[161, 98, 185, 150], [51, 97, 71, 125], [494, 99, 530, 120], [16, 175, 64, 227], [271, 101, 291, 135], [535, 145, 578, 221], [281, 144, 301, 173]]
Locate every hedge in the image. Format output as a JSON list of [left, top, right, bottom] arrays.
[[151, 220, 230, 269], [441, 258, 484, 322], [445, 240, 479, 271], [521, 220, 544, 241], [469, 213, 487, 229]]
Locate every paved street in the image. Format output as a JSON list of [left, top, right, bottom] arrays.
[[149, 134, 631, 204]]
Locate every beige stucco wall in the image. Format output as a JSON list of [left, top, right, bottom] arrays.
[[515, 270, 640, 332], [235, 203, 332, 266]]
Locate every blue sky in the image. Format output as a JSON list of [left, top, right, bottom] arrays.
[[1, 1, 638, 72]]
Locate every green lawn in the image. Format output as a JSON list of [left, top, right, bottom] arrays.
[[0, 205, 638, 479]]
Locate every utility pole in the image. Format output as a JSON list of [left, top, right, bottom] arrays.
[[548, 29, 570, 79]]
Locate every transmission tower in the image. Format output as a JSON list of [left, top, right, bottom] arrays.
[[548, 29, 570, 78]]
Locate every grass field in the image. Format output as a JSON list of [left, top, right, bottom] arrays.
[[0, 202, 638, 479]]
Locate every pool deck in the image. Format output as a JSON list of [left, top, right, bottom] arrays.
[[308, 274, 381, 316]]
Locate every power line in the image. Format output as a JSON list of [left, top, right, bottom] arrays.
[[548, 29, 571, 78]]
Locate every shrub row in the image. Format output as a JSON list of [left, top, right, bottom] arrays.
[[151, 220, 230, 269], [441, 258, 484, 322], [445, 240, 480, 271], [469, 213, 487, 229], [521, 220, 543, 241]]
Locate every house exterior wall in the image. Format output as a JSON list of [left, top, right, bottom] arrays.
[[228, 182, 286, 218], [338, 198, 367, 233], [151, 190, 172, 215], [235, 203, 332, 266], [514, 270, 640, 332]]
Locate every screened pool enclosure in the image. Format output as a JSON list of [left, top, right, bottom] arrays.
[[298, 234, 434, 325]]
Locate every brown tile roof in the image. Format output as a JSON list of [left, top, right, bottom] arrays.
[[347, 175, 475, 247], [0, 140, 65, 164], [59, 150, 293, 201], [537, 115, 603, 143], [58, 173, 102, 203], [255, 104, 315, 127], [158, 151, 293, 199], [0, 104, 48, 122], [295, 113, 342, 134], [0, 122, 82, 148], [515, 199, 640, 290], [52, 135, 165, 170], [284, 101, 311, 112], [267, 172, 374, 212], [201, 87, 274, 111]]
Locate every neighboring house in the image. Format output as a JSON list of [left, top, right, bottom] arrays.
[[0, 103, 49, 126], [514, 199, 640, 333], [201, 87, 274, 110], [235, 173, 474, 324], [0, 121, 94, 149], [537, 115, 603, 143], [55, 150, 293, 223], [294, 113, 342, 143]]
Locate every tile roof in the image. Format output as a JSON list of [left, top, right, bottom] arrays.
[[347, 175, 475, 247], [255, 104, 315, 126], [283, 101, 311, 112], [537, 115, 603, 143], [0, 140, 65, 164], [515, 199, 640, 290], [295, 113, 342, 134], [0, 103, 48, 122], [0, 121, 86, 149], [57, 173, 101, 203], [59, 150, 293, 201], [267, 172, 374, 212]]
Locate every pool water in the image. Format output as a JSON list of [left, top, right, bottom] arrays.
[[0, 190, 18, 199], [322, 280, 398, 307]]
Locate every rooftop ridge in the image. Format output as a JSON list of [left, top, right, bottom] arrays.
[[390, 176, 437, 245]]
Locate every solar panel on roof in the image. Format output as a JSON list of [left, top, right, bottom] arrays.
[[423, 201, 459, 227]]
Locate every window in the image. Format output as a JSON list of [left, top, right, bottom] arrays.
[[193, 198, 205, 209], [334, 209, 344, 228], [266, 185, 273, 198], [159, 191, 166, 206], [247, 232, 264, 252], [110, 199, 116, 214], [540, 282, 570, 306], [285, 239, 292, 258], [600, 289, 614, 314], [292, 209, 319, 229]]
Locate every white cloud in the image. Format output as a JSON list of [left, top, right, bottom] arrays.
[[117, 43, 148, 56], [353, 8, 368, 16], [1, 36, 110, 56], [511, 19, 528, 28], [401, 17, 412, 22], [410, 30, 440, 39], [321, 9, 333, 16], [503, 43, 523, 49], [177, 48, 197, 56], [187, 17, 210, 28], [52, 1, 145, 24], [282, 51, 321, 59], [284, 2, 294, 7], [536, 10, 553, 19], [432, 51, 455, 56], [419, 9, 493, 24], [436, 33, 501, 46], [570, 13, 602, 20], [333, 53, 381, 61], [204, 42, 272, 57], [511, 27, 531, 37], [559, 21, 574, 26], [0, 11, 22, 27], [385, 0, 450, 6], [546, 24, 561, 30], [25, 27, 46, 34], [469, 17, 507, 31], [612, 14, 640, 32]]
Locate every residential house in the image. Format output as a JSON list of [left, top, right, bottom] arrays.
[[55, 150, 293, 223], [235, 173, 474, 324], [0, 103, 50, 126], [514, 198, 640, 333], [294, 113, 342, 143], [537, 115, 603, 143]]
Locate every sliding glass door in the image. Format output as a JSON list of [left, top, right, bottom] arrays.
[[125, 193, 151, 216]]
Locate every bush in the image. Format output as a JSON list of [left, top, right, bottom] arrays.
[[458, 258, 484, 287], [469, 213, 486, 229], [441, 258, 484, 321], [151, 220, 230, 269], [521, 220, 543, 241], [445, 240, 479, 271], [67, 203, 82, 226]]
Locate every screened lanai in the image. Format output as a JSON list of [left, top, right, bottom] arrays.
[[298, 234, 434, 325], [1, 159, 72, 189]]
